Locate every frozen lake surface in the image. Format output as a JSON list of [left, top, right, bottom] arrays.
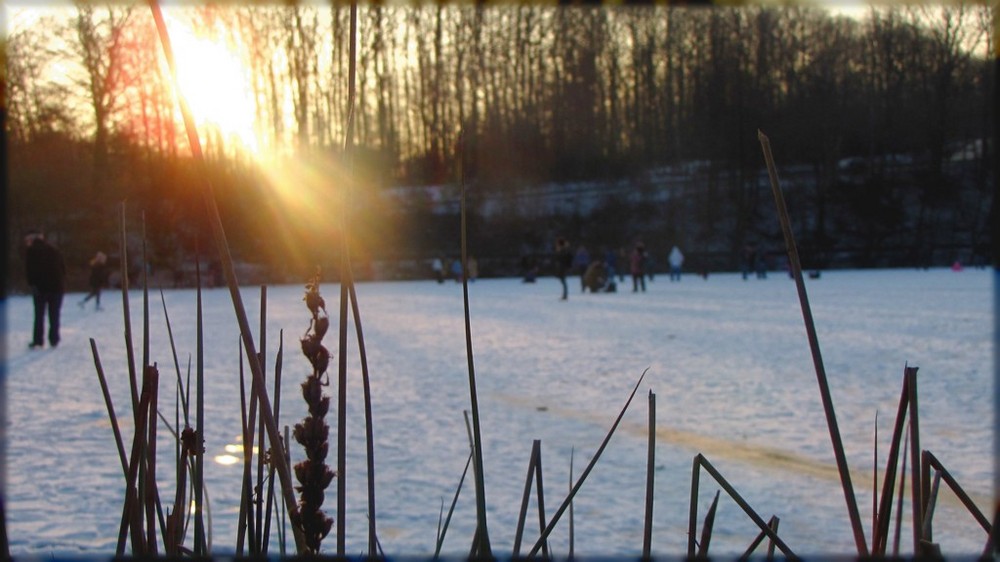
[[3, 267, 994, 557]]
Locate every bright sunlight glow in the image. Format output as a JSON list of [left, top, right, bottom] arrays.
[[164, 16, 259, 155]]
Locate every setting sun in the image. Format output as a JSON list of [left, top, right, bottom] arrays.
[[163, 16, 259, 155]]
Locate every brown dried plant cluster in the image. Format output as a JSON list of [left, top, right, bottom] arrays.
[[293, 275, 335, 553]]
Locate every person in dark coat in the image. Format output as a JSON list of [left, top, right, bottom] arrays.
[[79, 251, 109, 310], [554, 237, 573, 300], [630, 243, 648, 293], [24, 232, 66, 348]]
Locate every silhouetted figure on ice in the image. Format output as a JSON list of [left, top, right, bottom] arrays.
[[24, 231, 66, 348]]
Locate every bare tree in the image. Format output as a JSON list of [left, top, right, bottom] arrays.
[[72, 3, 134, 198]]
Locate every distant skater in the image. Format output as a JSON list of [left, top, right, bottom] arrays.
[[80, 251, 109, 309], [631, 243, 647, 293], [574, 245, 590, 292], [24, 231, 66, 348], [668, 245, 684, 281], [555, 238, 573, 300], [432, 257, 444, 283], [467, 256, 479, 281]]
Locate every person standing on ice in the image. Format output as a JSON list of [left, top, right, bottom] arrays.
[[24, 231, 66, 348], [668, 245, 684, 281], [630, 243, 647, 292], [554, 237, 573, 300], [432, 256, 444, 283], [79, 250, 109, 309], [573, 245, 590, 292]]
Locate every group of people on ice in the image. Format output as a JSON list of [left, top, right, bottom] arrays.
[[551, 239, 686, 300], [431, 255, 479, 284]]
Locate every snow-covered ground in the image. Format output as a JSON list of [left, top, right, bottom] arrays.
[[3, 267, 994, 557]]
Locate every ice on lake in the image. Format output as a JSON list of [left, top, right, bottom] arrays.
[[3, 267, 994, 557]]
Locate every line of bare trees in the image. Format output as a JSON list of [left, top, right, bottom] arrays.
[[4, 4, 994, 285]]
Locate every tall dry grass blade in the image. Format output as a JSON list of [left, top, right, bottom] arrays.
[[873, 410, 879, 545], [919, 462, 941, 542], [696, 490, 721, 557], [922, 451, 992, 533], [892, 422, 910, 556], [280, 424, 290, 556], [643, 390, 656, 558], [118, 203, 139, 416], [433, 450, 473, 560], [875, 367, 914, 554], [262, 330, 284, 554], [166, 425, 195, 555], [458, 151, 492, 558], [533, 441, 549, 560], [193, 255, 206, 555], [907, 367, 923, 550], [740, 515, 780, 560], [255, 287, 268, 553], [141, 213, 150, 371], [436, 500, 444, 555], [568, 448, 574, 560], [236, 342, 250, 555], [687, 453, 701, 556], [174, 368, 181, 502], [981, 505, 998, 557], [333, 2, 359, 554], [148, 5, 304, 550], [348, 282, 379, 557], [691, 454, 796, 557], [118, 365, 155, 554], [91, 339, 128, 476], [766, 516, 779, 559], [143, 365, 161, 554], [513, 440, 541, 557], [758, 130, 867, 556], [526, 369, 648, 559], [185, 360, 191, 438], [159, 288, 189, 424], [336, 224, 349, 555]]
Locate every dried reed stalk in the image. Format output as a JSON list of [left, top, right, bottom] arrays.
[[118, 204, 139, 418], [433, 450, 472, 560], [568, 448, 574, 560], [457, 132, 493, 559], [91, 339, 128, 476], [874, 367, 916, 554], [513, 440, 548, 559], [873, 410, 879, 545], [741, 515, 780, 559], [525, 369, 648, 559], [893, 424, 910, 556], [143, 365, 160, 553], [758, 130, 867, 556], [696, 490, 720, 557], [236, 340, 254, 555], [921, 451, 992, 533], [348, 282, 380, 556], [159, 289, 189, 425], [193, 256, 207, 555], [688, 454, 795, 557], [643, 390, 656, 558], [907, 367, 923, 550], [255, 287, 269, 552], [262, 331, 285, 553]]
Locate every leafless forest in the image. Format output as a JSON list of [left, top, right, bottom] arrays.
[[5, 4, 994, 289]]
